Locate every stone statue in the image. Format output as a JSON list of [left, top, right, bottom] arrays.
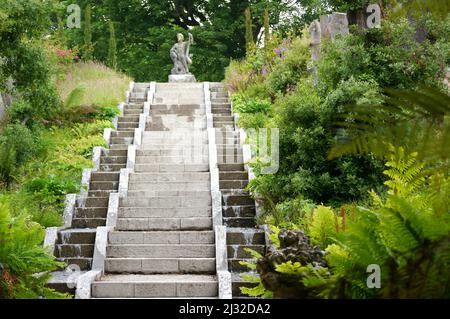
[[170, 33, 193, 75], [169, 33, 196, 82]]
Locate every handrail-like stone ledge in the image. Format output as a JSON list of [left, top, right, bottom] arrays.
[[205, 82, 232, 299]]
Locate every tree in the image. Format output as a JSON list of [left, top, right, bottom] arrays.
[[83, 4, 93, 60], [245, 7, 254, 51], [107, 21, 117, 70], [264, 9, 270, 48]]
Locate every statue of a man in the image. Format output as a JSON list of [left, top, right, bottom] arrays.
[[170, 33, 194, 75]]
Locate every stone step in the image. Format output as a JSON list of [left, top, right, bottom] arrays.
[[109, 145, 130, 151], [120, 196, 211, 210], [119, 115, 140, 122], [118, 207, 211, 218], [111, 131, 135, 138], [226, 229, 265, 245], [103, 149, 128, 157], [84, 196, 109, 207], [116, 217, 212, 231], [228, 259, 257, 272], [141, 137, 208, 145], [232, 273, 258, 298], [214, 123, 235, 129], [219, 180, 249, 189], [56, 257, 92, 270], [227, 245, 265, 259], [92, 274, 217, 298], [128, 181, 210, 191], [211, 103, 231, 107], [212, 98, 229, 103], [126, 190, 210, 197], [223, 205, 256, 218], [71, 218, 106, 228], [100, 163, 127, 171], [109, 230, 215, 245], [105, 258, 216, 274], [151, 109, 205, 116], [100, 156, 127, 165], [224, 217, 256, 228], [217, 156, 245, 165], [213, 115, 234, 122], [47, 270, 87, 294], [90, 172, 120, 182], [211, 108, 231, 115], [135, 156, 209, 165], [87, 190, 114, 198], [218, 163, 245, 171], [110, 137, 134, 145], [117, 122, 139, 129], [150, 104, 202, 110], [139, 144, 208, 151], [125, 104, 144, 110], [219, 172, 248, 181], [123, 109, 143, 115], [129, 172, 210, 182], [74, 207, 108, 219], [89, 181, 119, 191], [146, 124, 207, 131], [217, 148, 243, 156], [134, 164, 209, 173], [222, 193, 254, 206], [107, 244, 215, 258], [55, 244, 94, 258], [137, 149, 208, 157], [58, 229, 96, 245]]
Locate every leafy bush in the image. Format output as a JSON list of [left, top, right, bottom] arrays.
[[308, 206, 339, 248], [0, 124, 43, 187], [0, 201, 68, 299]]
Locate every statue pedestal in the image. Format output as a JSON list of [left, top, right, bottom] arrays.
[[169, 74, 197, 83]]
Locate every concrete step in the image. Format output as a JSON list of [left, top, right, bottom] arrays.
[[226, 228, 265, 245], [129, 172, 210, 182], [123, 109, 143, 115], [120, 196, 211, 210], [219, 172, 248, 181], [84, 196, 109, 207], [47, 270, 87, 294], [109, 231, 215, 245], [111, 131, 135, 138], [100, 163, 127, 171], [213, 115, 234, 122], [218, 163, 245, 171], [219, 180, 249, 189], [227, 245, 265, 259], [116, 217, 212, 231], [224, 217, 256, 228], [228, 259, 257, 272], [56, 257, 92, 270], [151, 109, 205, 116], [216, 155, 244, 165], [55, 244, 94, 258], [110, 137, 134, 144], [135, 164, 209, 173], [103, 149, 128, 157], [128, 181, 210, 191], [92, 274, 217, 298], [100, 156, 127, 165], [139, 144, 208, 151], [136, 149, 208, 157], [105, 258, 215, 274], [222, 193, 254, 206], [109, 145, 130, 151], [212, 98, 229, 103], [232, 273, 258, 298], [126, 103, 145, 110], [87, 190, 114, 198], [119, 115, 140, 122], [135, 156, 209, 164], [107, 244, 215, 258], [211, 108, 231, 115], [118, 207, 211, 218], [89, 181, 119, 191], [90, 172, 120, 182], [117, 122, 139, 129], [223, 205, 256, 218], [58, 229, 96, 245], [74, 207, 107, 218], [71, 218, 106, 228], [126, 190, 210, 198]]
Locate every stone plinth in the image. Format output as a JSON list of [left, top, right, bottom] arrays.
[[169, 74, 197, 83]]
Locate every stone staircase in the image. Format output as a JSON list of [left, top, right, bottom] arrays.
[[210, 83, 266, 298], [47, 83, 149, 294], [91, 83, 218, 298]]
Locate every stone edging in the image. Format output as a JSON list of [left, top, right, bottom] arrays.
[[205, 82, 232, 299]]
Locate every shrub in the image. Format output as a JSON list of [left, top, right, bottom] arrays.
[[0, 201, 68, 299]]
